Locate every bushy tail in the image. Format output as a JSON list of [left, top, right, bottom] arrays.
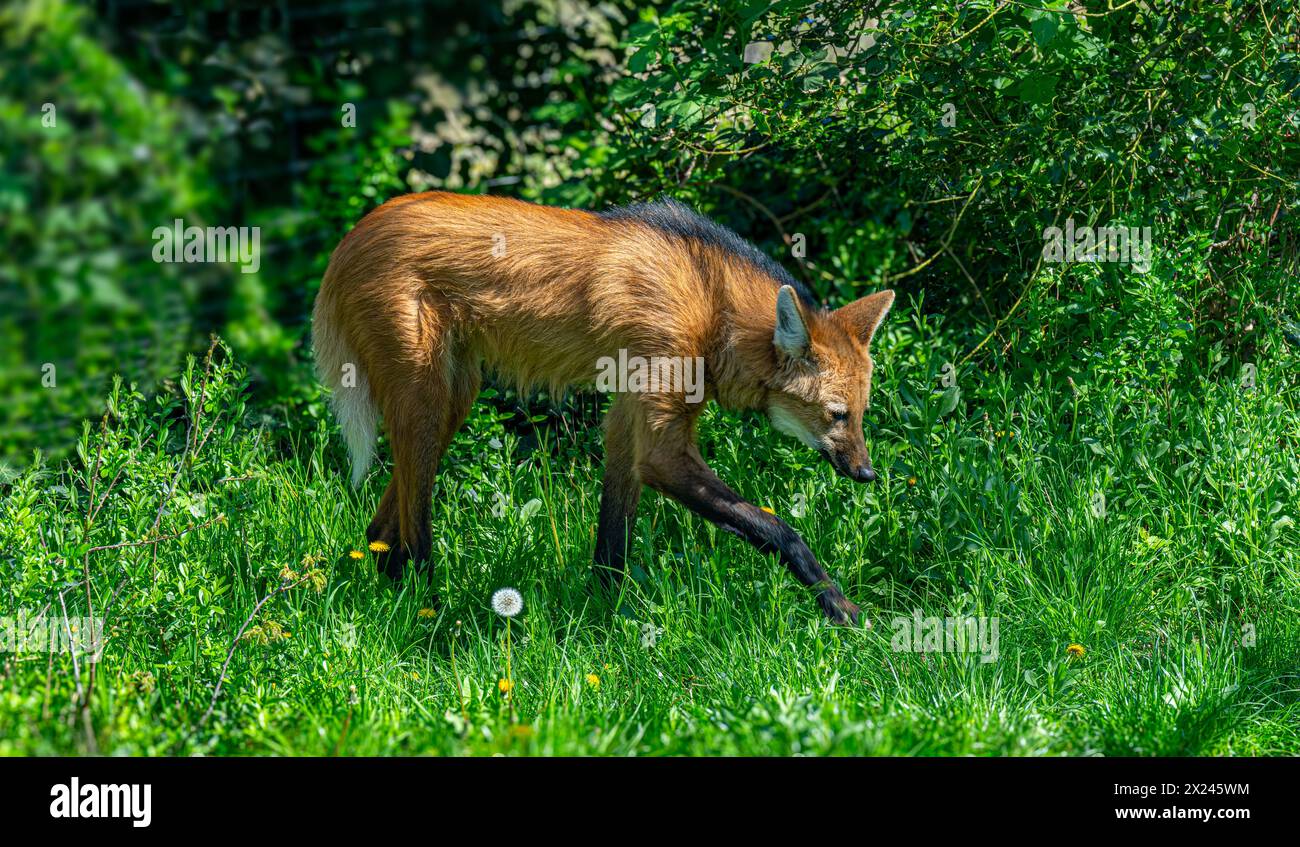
[[312, 297, 377, 488]]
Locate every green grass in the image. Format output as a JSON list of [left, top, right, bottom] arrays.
[[3, 303, 1299, 757]]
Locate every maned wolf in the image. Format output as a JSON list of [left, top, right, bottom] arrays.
[[313, 192, 894, 625]]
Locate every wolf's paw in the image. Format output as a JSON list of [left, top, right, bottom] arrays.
[[819, 592, 869, 629]]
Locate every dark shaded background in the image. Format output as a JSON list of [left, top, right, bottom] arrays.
[[2, 0, 1296, 471]]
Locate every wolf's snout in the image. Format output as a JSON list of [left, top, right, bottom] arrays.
[[852, 463, 877, 483], [840, 457, 876, 482], [821, 447, 877, 483]]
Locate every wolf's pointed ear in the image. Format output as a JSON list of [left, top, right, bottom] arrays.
[[835, 289, 895, 348], [774, 285, 811, 360]]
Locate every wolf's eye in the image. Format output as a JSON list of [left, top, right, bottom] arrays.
[[830, 409, 849, 423]]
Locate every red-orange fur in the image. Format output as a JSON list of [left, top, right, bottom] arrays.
[[313, 191, 894, 624]]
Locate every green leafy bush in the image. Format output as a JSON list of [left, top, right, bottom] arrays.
[[0, 0, 218, 470], [3, 0, 1299, 757], [526, 1, 1298, 387]]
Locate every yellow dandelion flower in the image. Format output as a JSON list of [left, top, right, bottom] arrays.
[[508, 724, 534, 739], [585, 673, 601, 689], [907, 476, 917, 486], [410, 671, 420, 681], [760, 506, 776, 515], [417, 607, 437, 618], [368, 540, 391, 553], [1066, 643, 1086, 659], [348, 550, 364, 560], [498, 678, 513, 694]]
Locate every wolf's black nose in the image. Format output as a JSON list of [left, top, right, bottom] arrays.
[[855, 465, 877, 483]]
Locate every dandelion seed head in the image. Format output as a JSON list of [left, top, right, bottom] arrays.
[[492, 587, 523, 618]]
